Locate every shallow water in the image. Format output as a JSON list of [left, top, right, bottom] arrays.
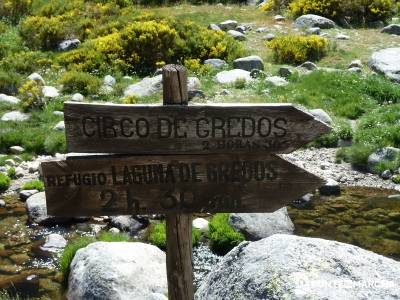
[[0, 186, 399, 299]]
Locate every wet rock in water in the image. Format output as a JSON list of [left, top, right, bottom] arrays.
[[293, 14, 336, 29], [368, 147, 400, 173], [71, 93, 84, 102], [53, 121, 65, 131], [58, 39, 81, 51], [299, 61, 318, 70], [25, 192, 76, 225], [20, 189, 39, 201], [109, 216, 148, 235], [193, 218, 209, 231], [204, 58, 226, 69], [196, 234, 400, 300], [262, 33, 275, 41], [1, 111, 30, 122], [208, 23, 221, 31], [368, 48, 400, 83], [381, 24, 400, 35], [381, 170, 392, 180], [309, 108, 332, 125], [265, 76, 288, 86], [0, 94, 20, 104], [42, 86, 59, 98], [124, 75, 162, 98], [233, 55, 264, 72], [319, 178, 341, 196], [27, 73, 45, 85], [218, 20, 238, 31], [215, 69, 252, 84], [67, 242, 167, 300], [227, 30, 246, 41], [9, 146, 24, 154], [40, 233, 67, 253], [229, 207, 294, 240]]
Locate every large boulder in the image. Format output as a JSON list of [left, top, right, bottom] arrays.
[[0, 94, 20, 104], [218, 20, 238, 31], [369, 48, 400, 82], [1, 111, 30, 122], [124, 75, 163, 98], [67, 242, 167, 300], [233, 56, 264, 71], [215, 69, 253, 84], [309, 108, 332, 125], [227, 30, 246, 41], [294, 14, 336, 29], [381, 24, 400, 35], [229, 207, 294, 240], [195, 234, 400, 300]]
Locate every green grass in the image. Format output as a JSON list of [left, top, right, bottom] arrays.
[[22, 180, 44, 191], [208, 213, 245, 255], [60, 232, 131, 287], [6, 167, 15, 179], [0, 173, 11, 191], [147, 221, 201, 250], [0, 290, 23, 300]]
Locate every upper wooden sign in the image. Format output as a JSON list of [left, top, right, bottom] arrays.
[[64, 102, 331, 155], [41, 153, 324, 217]]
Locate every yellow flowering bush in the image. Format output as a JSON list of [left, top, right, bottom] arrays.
[[267, 35, 328, 64], [289, 0, 394, 24], [123, 95, 139, 104], [260, 0, 291, 12], [0, 0, 32, 24], [18, 80, 44, 111], [184, 58, 212, 75]]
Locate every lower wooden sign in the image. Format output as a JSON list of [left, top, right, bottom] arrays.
[[41, 154, 324, 216]]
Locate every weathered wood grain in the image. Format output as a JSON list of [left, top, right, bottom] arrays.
[[64, 102, 331, 155], [41, 153, 324, 216]]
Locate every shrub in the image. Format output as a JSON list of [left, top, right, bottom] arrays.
[[184, 58, 212, 76], [0, 70, 22, 95], [0, 173, 11, 191], [372, 154, 400, 173], [60, 232, 131, 286], [22, 179, 44, 191], [208, 213, 245, 255], [289, 0, 395, 24], [392, 175, 400, 184], [267, 35, 328, 64], [6, 167, 16, 179], [44, 131, 67, 154], [0, 51, 51, 75], [148, 221, 201, 250], [59, 71, 101, 96], [336, 144, 376, 170], [234, 78, 247, 89], [260, 0, 292, 12], [123, 95, 139, 104], [0, 0, 32, 24], [18, 80, 45, 111], [309, 120, 352, 148]]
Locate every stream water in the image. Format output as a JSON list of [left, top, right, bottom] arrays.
[[0, 186, 399, 299]]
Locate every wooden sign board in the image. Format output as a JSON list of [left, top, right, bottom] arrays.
[[41, 154, 324, 217], [64, 102, 331, 155]]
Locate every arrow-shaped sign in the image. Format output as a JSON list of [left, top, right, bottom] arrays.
[[64, 102, 331, 155], [41, 153, 324, 217]]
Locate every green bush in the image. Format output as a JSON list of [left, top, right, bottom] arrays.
[[6, 167, 16, 179], [208, 213, 245, 255], [60, 232, 131, 286], [44, 131, 67, 154], [22, 179, 44, 191], [289, 0, 395, 25], [309, 121, 353, 148], [392, 175, 400, 184], [0, 173, 11, 191], [148, 221, 201, 250], [0, 0, 32, 24], [0, 51, 52, 75], [267, 35, 328, 65], [18, 80, 45, 111], [59, 71, 101, 96], [336, 144, 376, 170], [0, 70, 22, 95]]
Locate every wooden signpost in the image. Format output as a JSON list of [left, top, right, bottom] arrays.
[[41, 64, 331, 300]]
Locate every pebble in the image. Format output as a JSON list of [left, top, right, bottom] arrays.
[[0, 199, 5, 207]]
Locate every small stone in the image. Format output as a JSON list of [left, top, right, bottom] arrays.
[[235, 25, 246, 33], [381, 24, 400, 35], [299, 61, 318, 70], [309, 108, 332, 125], [14, 167, 24, 178], [274, 15, 285, 21], [53, 111, 64, 116], [1, 111, 30, 122], [27, 161, 40, 173], [278, 67, 293, 78], [381, 170, 392, 180], [71, 93, 84, 102], [58, 39, 80, 51], [292, 193, 313, 208], [5, 159, 16, 167], [215, 69, 252, 84], [208, 24, 222, 31], [262, 33, 275, 41], [40, 233, 67, 253], [348, 67, 362, 73], [219, 20, 238, 31], [348, 59, 363, 69], [53, 121, 65, 131], [104, 75, 116, 87], [193, 218, 209, 231], [20, 189, 39, 201], [27, 73, 45, 85], [109, 227, 120, 234], [336, 33, 350, 40], [250, 69, 263, 78], [188, 90, 205, 100], [319, 178, 341, 196], [0, 94, 20, 104], [227, 30, 246, 41], [233, 55, 264, 72], [265, 76, 288, 86], [306, 27, 321, 35], [256, 27, 268, 33], [220, 89, 230, 95], [9, 146, 24, 154], [0, 200, 5, 207], [204, 59, 226, 69], [42, 86, 59, 98]]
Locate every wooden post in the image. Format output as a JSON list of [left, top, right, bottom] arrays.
[[163, 65, 194, 300]]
